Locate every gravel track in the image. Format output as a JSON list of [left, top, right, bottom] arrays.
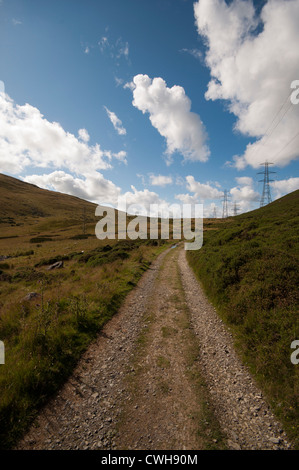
[[178, 248, 291, 450], [16, 245, 292, 450]]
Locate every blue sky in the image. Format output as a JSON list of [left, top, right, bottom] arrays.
[[0, 0, 298, 217]]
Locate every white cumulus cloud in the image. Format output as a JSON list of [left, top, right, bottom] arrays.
[[149, 174, 173, 187], [0, 94, 180, 215], [0, 93, 127, 175], [235, 176, 254, 187], [118, 185, 170, 217], [185, 175, 223, 200], [24, 171, 122, 205], [194, 0, 299, 169], [229, 175, 260, 213], [78, 128, 90, 142], [175, 175, 261, 215], [271, 177, 299, 199], [129, 74, 210, 164], [175, 176, 223, 215]]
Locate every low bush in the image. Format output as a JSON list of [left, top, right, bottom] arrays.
[[29, 237, 53, 243]]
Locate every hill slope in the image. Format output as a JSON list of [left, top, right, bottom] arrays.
[[187, 190, 299, 447], [0, 173, 97, 217], [0, 173, 98, 235]]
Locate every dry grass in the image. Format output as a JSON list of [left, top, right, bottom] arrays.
[[0, 174, 173, 449]]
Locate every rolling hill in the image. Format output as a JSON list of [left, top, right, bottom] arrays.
[[0, 173, 98, 236]]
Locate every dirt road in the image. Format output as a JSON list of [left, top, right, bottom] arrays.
[[17, 245, 291, 450]]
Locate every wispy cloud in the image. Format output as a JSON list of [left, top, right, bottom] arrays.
[[116, 38, 129, 59], [98, 36, 109, 53], [180, 48, 202, 60], [12, 18, 22, 26], [175, 175, 185, 186], [98, 35, 129, 62], [136, 173, 146, 186], [81, 41, 92, 55], [104, 106, 127, 136], [114, 76, 124, 87]]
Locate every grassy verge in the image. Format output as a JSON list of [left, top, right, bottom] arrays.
[[0, 237, 169, 449], [187, 191, 299, 448]]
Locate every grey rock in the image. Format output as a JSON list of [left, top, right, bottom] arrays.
[[24, 292, 40, 301], [269, 437, 280, 444], [47, 261, 64, 270]]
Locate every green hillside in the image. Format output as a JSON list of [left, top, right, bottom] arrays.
[[0, 174, 170, 449], [187, 190, 299, 447]]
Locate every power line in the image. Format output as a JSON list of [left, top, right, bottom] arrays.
[[247, 89, 294, 162], [259, 101, 292, 150], [272, 129, 299, 163], [262, 90, 293, 140]]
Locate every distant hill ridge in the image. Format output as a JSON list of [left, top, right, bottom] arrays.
[[0, 173, 97, 220]]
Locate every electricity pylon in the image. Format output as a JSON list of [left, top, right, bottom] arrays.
[[213, 206, 217, 218], [222, 190, 230, 218], [232, 201, 239, 216], [258, 161, 276, 207]]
